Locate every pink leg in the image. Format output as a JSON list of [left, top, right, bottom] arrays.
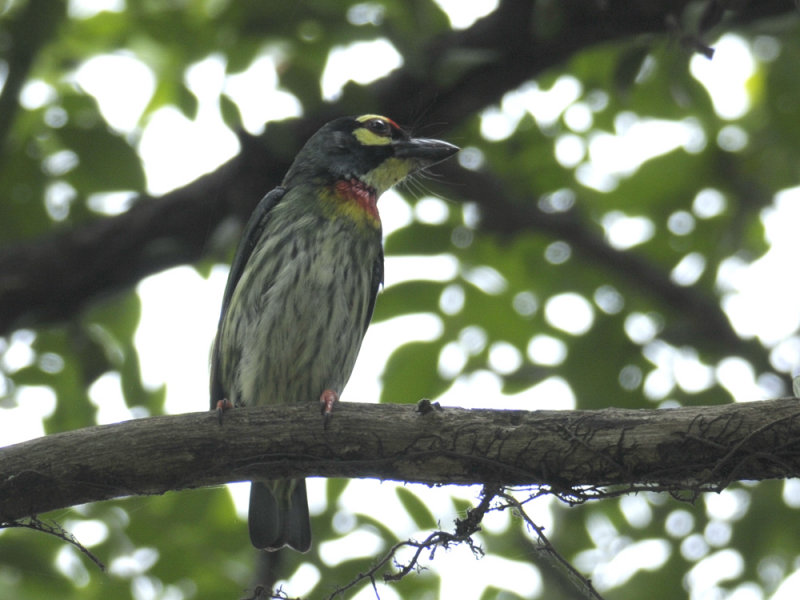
[[320, 389, 339, 425], [215, 398, 234, 424]]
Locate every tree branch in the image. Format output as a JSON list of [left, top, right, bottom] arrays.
[[0, 0, 65, 156], [3, 398, 800, 523], [0, 134, 280, 333]]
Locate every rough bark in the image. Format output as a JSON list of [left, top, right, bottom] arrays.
[[3, 398, 800, 523]]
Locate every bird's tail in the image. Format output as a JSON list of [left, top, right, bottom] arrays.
[[249, 479, 311, 552]]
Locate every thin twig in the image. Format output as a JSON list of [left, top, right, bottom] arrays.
[[499, 491, 606, 600], [325, 485, 499, 599], [1, 516, 105, 571]]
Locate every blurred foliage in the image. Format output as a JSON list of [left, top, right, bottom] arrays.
[[2, 0, 800, 599]]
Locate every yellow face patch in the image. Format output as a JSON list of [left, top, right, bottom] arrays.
[[360, 157, 414, 193], [353, 127, 392, 146], [353, 114, 398, 146], [353, 128, 391, 146]]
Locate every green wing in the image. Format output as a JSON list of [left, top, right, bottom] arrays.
[[209, 186, 286, 408]]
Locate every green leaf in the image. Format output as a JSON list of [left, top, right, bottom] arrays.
[[58, 122, 146, 193], [220, 93, 243, 131], [0, 140, 50, 241], [326, 477, 350, 506], [355, 512, 402, 543], [380, 340, 448, 404], [451, 495, 474, 517], [396, 486, 437, 529], [372, 280, 444, 322], [384, 223, 455, 255], [176, 83, 200, 120], [614, 45, 651, 96], [7, 365, 48, 387], [479, 587, 526, 600]]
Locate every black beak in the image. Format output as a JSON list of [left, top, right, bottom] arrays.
[[393, 137, 460, 164]]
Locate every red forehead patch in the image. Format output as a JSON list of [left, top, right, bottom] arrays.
[[359, 114, 401, 133]]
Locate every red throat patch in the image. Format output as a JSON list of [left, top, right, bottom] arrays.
[[334, 179, 379, 221]]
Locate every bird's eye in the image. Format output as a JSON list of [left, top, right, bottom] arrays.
[[366, 118, 391, 137]]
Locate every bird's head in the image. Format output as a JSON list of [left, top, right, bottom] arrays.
[[283, 114, 459, 200]]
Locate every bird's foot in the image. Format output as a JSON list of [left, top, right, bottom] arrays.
[[216, 398, 234, 425], [320, 389, 339, 428]]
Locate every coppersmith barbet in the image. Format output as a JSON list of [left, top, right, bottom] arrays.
[[210, 115, 458, 551]]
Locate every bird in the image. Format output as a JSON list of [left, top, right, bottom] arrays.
[[210, 114, 459, 552]]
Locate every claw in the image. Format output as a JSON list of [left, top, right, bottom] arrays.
[[216, 398, 234, 425], [320, 389, 338, 428]]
